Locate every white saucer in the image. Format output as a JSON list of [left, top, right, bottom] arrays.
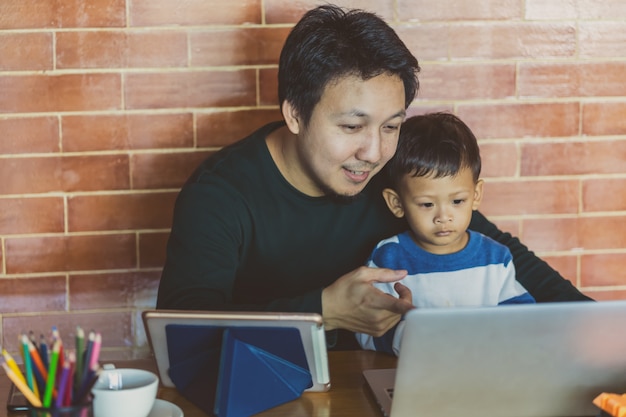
[[147, 399, 184, 417]]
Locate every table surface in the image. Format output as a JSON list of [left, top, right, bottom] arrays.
[[2, 350, 397, 417]]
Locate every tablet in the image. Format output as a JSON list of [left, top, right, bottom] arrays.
[[141, 310, 330, 392]]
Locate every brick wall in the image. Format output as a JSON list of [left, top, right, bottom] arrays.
[[1, 0, 625, 359]]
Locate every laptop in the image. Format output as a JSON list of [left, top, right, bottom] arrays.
[[364, 300, 626, 417]]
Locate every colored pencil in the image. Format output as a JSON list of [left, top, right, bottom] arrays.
[[81, 331, 95, 384], [25, 335, 48, 380], [75, 326, 85, 386], [64, 351, 76, 406], [39, 334, 49, 369], [88, 333, 102, 370], [1, 362, 42, 408], [42, 340, 60, 407], [1, 349, 25, 384], [21, 335, 40, 400], [74, 363, 100, 405], [55, 360, 71, 408]]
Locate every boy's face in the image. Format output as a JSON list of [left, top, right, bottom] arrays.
[[383, 167, 484, 255], [282, 73, 406, 198]]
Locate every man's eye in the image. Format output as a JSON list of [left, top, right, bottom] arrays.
[[342, 124, 360, 131], [383, 124, 400, 132]]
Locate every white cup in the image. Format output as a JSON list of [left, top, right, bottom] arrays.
[[91, 367, 159, 417]]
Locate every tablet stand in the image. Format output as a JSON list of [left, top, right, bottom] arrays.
[[165, 325, 313, 417]]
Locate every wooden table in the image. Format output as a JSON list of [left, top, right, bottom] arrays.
[[2, 351, 396, 417]]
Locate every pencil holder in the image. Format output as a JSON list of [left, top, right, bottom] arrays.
[[26, 400, 93, 417]]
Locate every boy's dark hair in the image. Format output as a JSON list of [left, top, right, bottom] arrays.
[[385, 112, 482, 187], [278, 5, 420, 128]]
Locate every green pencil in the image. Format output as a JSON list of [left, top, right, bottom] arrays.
[[75, 326, 84, 386], [43, 340, 60, 408]]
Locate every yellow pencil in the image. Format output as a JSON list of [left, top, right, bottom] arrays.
[[1, 349, 26, 385], [1, 362, 42, 407]]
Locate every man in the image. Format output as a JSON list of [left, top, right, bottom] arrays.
[[157, 5, 591, 349]]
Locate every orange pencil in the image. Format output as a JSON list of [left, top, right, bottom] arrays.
[[24, 335, 48, 381]]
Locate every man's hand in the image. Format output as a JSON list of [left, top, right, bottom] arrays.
[[321, 266, 414, 335]]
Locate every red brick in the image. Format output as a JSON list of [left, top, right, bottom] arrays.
[[130, 0, 262, 26], [584, 290, 626, 302], [5, 234, 137, 274], [480, 180, 579, 216], [131, 151, 213, 190], [197, 109, 283, 147], [67, 192, 177, 232], [62, 113, 194, 152], [0, 117, 60, 154], [0, 276, 67, 313], [522, 217, 626, 252], [57, 30, 188, 69], [125, 70, 256, 109], [541, 255, 579, 285], [0, 0, 125, 29], [0, 74, 121, 113], [397, 0, 522, 21], [395, 25, 450, 62], [418, 63, 515, 100], [449, 23, 576, 59], [70, 271, 160, 310], [138, 232, 169, 268], [259, 68, 278, 106], [479, 143, 518, 178], [457, 103, 580, 139], [190, 27, 290, 67], [579, 22, 626, 58], [526, 0, 626, 19], [0, 32, 52, 70], [521, 140, 626, 176], [581, 254, 626, 287], [525, 0, 579, 19], [0, 197, 64, 234], [264, 0, 394, 24], [0, 155, 130, 194], [2, 312, 132, 352], [583, 178, 626, 212], [583, 102, 626, 136], [519, 62, 626, 98]]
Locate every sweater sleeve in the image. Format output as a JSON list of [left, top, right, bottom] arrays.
[[469, 210, 594, 302], [156, 182, 323, 313]]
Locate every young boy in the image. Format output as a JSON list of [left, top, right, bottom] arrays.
[[356, 112, 535, 356]]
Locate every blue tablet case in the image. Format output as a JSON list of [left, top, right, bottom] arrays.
[[165, 324, 313, 417]]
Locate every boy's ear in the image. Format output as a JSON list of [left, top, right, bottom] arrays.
[[382, 188, 405, 218], [282, 100, 300, 135], [472, 179, 484, 210]]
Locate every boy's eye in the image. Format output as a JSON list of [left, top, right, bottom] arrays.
[[419, 202, 434, 208], [453, 199, 465, 205]]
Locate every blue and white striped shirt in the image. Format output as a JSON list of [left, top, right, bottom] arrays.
[[356, 230, 535, 355]]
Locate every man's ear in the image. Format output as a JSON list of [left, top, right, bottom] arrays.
[[282, 100, 301, 135], [472, 179, 484, 210], [382, 188, 405, 218]]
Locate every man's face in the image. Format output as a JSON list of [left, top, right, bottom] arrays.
[[289, 73, 406, 199]]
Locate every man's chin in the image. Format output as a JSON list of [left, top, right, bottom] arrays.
[[322, 186, 365, 204]]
